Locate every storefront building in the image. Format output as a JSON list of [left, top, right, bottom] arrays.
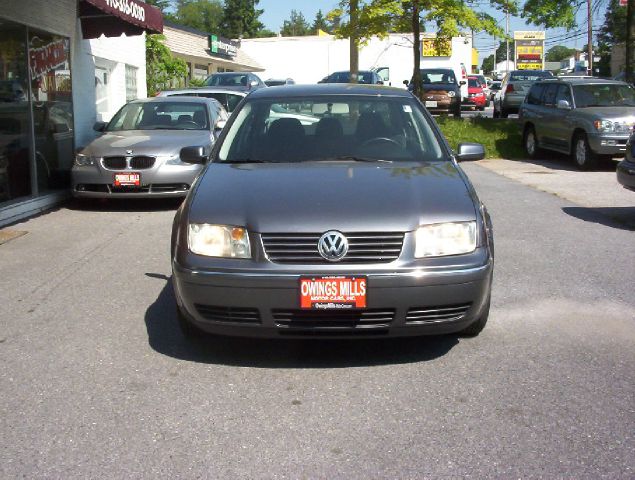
[[0, 0, 162, 227], [163, 22, 263, 83]]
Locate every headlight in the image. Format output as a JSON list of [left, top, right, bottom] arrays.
[[74, 154, 97, 166], [415, 222, 476, 258], [594, 120, 615, 133], [448, 91, 456, 97], [188, 224, 251, 258]]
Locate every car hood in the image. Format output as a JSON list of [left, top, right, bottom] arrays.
[[576, 107, 635, 122], [82, 130, 213, 157], [188, 162, 477, 232]]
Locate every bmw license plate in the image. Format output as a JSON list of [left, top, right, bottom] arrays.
[[114, 172, 140, 187], [300, 276, 367, 309], [425, 101, 438, 108]]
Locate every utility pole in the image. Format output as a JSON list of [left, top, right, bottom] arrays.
[[627, 0, 634, 84], [587, 0, 593, 75], [349, 0, 359, 84], [505, 0, 510, 74]]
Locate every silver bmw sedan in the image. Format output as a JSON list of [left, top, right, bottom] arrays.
[[72, 97, 227, 198]]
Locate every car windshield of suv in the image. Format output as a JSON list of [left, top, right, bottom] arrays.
[[217, 95, 445, 163], [572, 84, 635, 107], [509, 71, 554, 81], [420, 70, 456, 84], [205, 73, 250, 87], [107, 102, 209, 131]]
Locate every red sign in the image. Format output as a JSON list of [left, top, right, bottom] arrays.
[[300, 277, 367, 309], [29, 39, 68, 80]]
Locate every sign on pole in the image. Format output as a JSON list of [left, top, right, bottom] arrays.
[[514, 31, 546, 70]]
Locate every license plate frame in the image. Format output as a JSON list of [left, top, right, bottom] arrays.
[[114, 172, 140, 187], [425, 100, 438, 108], [300, 276, 367, 310]]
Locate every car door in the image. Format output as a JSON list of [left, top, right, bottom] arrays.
[[551, 84, 575, 151], [539, 83, 560, 148]]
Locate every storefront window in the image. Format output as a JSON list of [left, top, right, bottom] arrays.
[[0, 19, 32, 203], [28, 28, 74, 192], [125, 64, 137, 102]]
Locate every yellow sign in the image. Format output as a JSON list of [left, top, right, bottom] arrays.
[[517, 63, 542, 70], [516, 45, 543, 55], [421, 38, 452, 57], [514, 31, 546, 40]]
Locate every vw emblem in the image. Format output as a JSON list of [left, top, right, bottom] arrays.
[[318, 231, 348, 261], [126, 149, 133, 155]]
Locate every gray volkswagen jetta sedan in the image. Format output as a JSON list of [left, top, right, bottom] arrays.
[[171, 85, 494, 339], [72, 97, 227, 198]]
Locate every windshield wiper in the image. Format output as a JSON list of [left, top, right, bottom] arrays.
[[222, 159, 269, 164], [331, 155, 393, 163]]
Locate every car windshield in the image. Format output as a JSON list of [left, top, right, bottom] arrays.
[[217, 95, 445, 164], [468, 78, 480, 88], [205, 73, 250, 87], [509, 71, 553, 81], [420, 70, 456, 84], [106, 102, 209, 131], [572, 84, 635, 107]]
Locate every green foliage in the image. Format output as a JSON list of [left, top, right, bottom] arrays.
[[188, 77, 207, 87], [143, 0, 172, 12], [598, 0, 628, 46], [545, 45, 577, 62], [312, 10, 330, 34], [173, 0, 223, 33], [281, 10, 311, 36], [145, 34, 188, 96], [482, 54, 494, 73], [521, 0, 580, 30], [221, 0, 265, 38]]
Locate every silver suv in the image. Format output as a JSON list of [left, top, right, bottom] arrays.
[[519, 78, 635, 170]]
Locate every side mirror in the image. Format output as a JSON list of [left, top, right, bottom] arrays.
[[456, 142, 485, 162], [180, 146, 207, 164], [93, 121, 107, 132], [460, 80, 466, 86], [215, 119, 227, 130], [557, 99, 571, 110], [403, 80, 409, 86]]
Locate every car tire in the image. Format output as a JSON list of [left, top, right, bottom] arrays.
[[500, 107, 509, 119], [176, 305, 206, 340], [478, 106, 485, 111], [572, 132, 598, 171], [523, 126, 541, 158], [458, 296, 490, 337]]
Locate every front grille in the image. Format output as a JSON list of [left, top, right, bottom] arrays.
[[261, 232, 404, 264], [195, 305, 261, 324], [273, 309, 395, 332], [406, 303, 472, 324], [130, 156, 155, 169], [103, 156, 126, 169]]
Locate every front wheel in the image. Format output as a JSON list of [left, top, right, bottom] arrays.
[[523, 126, 540, 158], [458, 297, 490, 337], [572, 132, 598, 170]]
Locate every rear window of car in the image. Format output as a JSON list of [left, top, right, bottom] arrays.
[[509, 71, 554, 81], [217, 95, 445, 164]]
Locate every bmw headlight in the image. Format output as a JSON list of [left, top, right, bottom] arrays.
[[74, 154, 97, 166], [415, 222, 477, 258], [188, 224, 251, 258]]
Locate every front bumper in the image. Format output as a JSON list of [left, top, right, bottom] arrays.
[[617, 159, 635, 191], [172, 253, 493, 338], [587, 133, 630, 156], [71, 162, 202, 199]]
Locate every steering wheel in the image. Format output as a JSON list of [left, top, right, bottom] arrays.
[[177, 120, 202, 128], [359, 137, 401, 148]]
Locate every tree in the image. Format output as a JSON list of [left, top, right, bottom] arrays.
[[312, 10, 330, 34], [545, 45, 576, 62], [173, 0, 223, 34], [281, 10, 311, 36], [482, 54, 494, 74], [596, 0, 629, 77], [143, 0, 173, 13], [145, 34, 188, 96], [221, 0, 265, 39]]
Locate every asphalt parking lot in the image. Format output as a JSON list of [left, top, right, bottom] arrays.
[[0, 161, 633, 477]]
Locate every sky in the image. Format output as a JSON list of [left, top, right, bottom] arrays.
[[257, 0, 609, 65]]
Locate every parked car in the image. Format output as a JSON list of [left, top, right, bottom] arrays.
[[265, 78, 295, 87], [471, 74, 490, 105], [464, 76, 487, 111], [72, 97, 227, 198], [203, 72, 266, 91], [406, 68, 463, 118], [616, 130, 635, 191], [518, 78, 635, 170], [318, 71, 384, 85], [170, 84, 494, 340], [493, 70, 554, 118], [157, 88, 246, 114]]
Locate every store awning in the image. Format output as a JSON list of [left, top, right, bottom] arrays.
[[80, 0, 163, 39]]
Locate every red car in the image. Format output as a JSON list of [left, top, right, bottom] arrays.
[[464, 76, 487, 111]]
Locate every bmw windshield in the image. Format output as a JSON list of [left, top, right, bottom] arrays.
[[217, 95, 446, 163], [107, 102, 210, 131]]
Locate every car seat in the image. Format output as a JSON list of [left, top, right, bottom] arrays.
[[355, 112, 387, 144], [313, 117, 344, 158], [192, 110, 207, 128], [263, 118, 305, 162]]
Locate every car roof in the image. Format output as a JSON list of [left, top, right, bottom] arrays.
[[209, 71, 255, 76], [249, 84, 413, 99], [536, 77, 629, 85], [129, 96, 222, 105], [159, 87, 247, 96]]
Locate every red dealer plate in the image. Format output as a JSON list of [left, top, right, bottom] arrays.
[[114, 172, 140, 187], [300, 276, 367, 310]]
